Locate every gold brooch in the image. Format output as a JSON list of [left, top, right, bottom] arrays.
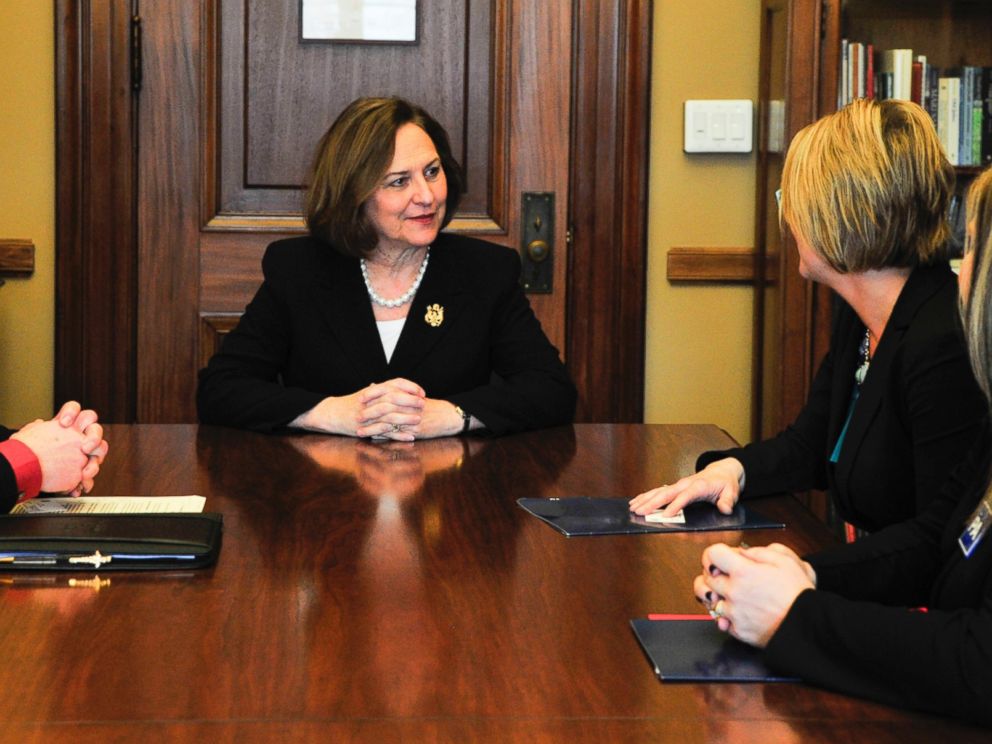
[[424, 303, 444, 327]]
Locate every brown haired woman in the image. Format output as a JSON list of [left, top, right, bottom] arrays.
[[197, 97, 575, 439], [632, 99, 986, 532], [691, 166, 992, 725]]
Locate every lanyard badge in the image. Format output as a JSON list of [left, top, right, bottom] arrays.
[[959, 490, 992, 558]]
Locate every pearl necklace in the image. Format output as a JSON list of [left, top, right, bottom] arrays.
[[360, 247, 430, 308]]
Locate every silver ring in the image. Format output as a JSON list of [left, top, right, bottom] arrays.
[[709, 599, 726, 619]]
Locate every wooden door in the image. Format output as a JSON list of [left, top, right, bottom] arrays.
[[752, 0, 832, 441], [56, 0, 651, 424]]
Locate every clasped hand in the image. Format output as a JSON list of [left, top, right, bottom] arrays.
[[628, 457, 746, 517], [11, 401, 108, 496], [693, 542, 816, 647], [294, 378, 463, 440]]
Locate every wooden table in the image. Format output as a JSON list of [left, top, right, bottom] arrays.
[[0, 424, 986, 743]]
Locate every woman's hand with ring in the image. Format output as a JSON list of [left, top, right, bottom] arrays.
[[693, 542, 814, 647]]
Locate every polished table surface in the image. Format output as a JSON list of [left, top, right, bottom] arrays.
[[0, 424, 987, 743]]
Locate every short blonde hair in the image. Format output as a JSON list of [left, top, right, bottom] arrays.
[[961, 167, 992, 403], [780, 99, 954, 272]]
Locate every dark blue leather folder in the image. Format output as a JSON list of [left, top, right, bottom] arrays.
[[517, 497, 783, 536], [631, 617, 799, 682]]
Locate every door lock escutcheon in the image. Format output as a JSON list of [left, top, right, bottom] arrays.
[[520, 192, 553, 293]]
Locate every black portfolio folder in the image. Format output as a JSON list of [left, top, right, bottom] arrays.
[[517, 497, 783, 536], [630, 616, 799, 682], [0, 513, 223, 570]]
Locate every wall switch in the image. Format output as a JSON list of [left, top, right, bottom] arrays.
[[683, 100, 753, 153]]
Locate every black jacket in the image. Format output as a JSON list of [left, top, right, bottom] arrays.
[[197, 233, 576, 435], [699, 263, 985, 530], [766, 424, 992, 726]]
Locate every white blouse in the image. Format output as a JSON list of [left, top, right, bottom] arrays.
[[375, 317, 407, 362]]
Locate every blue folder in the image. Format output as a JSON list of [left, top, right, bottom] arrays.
[[631, 616, 799, 682], [517, 497, 784, 536]]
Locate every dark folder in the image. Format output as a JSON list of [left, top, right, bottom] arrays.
[[517, 497, 783, 536], [631, 616, 799, 682], [0, 513, 223, 570]]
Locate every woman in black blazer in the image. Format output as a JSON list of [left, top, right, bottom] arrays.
[[631, 99, 985, 531], [693, 166, 992, 725], [197, 97, 576, 438]]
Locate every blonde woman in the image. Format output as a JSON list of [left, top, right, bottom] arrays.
[[692, 166, 992, 725], [633, 99, 984, 532]]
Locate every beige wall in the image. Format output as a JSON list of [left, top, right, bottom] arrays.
[[0, 3, 55, 424], [644, 0, 760, 444], [0, 2, 761, 438]]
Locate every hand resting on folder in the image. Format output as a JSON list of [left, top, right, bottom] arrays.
[[629, 457, 745, 518]]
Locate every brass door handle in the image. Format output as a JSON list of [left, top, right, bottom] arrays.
[[527, 239, 550, 263]]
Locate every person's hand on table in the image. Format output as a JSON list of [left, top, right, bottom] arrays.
[[693, 542, 816, 647], [402, 398, 477, 439], [629, 457, 745, 517], [12, 401, 108, 496], [291, 378, 426, 441]]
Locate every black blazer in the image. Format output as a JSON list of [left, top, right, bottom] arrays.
[[197, 233, 576, 435], [765, 425, 992, 726], [699, 263, 986, 531]]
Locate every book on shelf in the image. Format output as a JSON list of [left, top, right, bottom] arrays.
[[911, 61, 923, 105], [985, 68, 992, 165], [837, 40, 990, 166], [865, 44, 875, 99], [879, 48, 913, 101], [939, 75, 961, 166]]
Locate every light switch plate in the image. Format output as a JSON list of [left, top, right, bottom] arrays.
[[683, 100, 753, 153]]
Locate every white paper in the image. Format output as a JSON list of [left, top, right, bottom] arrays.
[[302, 0, 416, 42], [644, 509, 686, 524], [10, 495, 206, 515]]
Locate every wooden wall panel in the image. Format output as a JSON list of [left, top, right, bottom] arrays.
[[55, 0, 137, 421], [567, 0, 651, 422], [200, 232, 280, 311], [136, 2, 201, 422]]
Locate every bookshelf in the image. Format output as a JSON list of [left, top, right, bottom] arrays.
[[753, 0, 992, 523]]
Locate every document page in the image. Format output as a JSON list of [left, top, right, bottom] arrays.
[[11, 495, 206, 515]]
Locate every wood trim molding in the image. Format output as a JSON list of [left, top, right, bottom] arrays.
[[200, 214, 504, 234], [55, 0, 137, 421], [668, 247, 757, 282], [568, 0, 652, 422], [198, 313, 241, 371], [0, 240, 35, 275]]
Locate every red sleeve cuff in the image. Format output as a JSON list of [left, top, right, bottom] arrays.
[[0, 439, 42, 501]]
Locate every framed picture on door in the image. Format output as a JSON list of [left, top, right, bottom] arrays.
[[300, 0, 418, 44]]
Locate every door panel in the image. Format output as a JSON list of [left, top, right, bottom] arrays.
[[215, 0, 499, 218]]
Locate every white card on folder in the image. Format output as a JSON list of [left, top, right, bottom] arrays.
[[644, 509, 686, 524]]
